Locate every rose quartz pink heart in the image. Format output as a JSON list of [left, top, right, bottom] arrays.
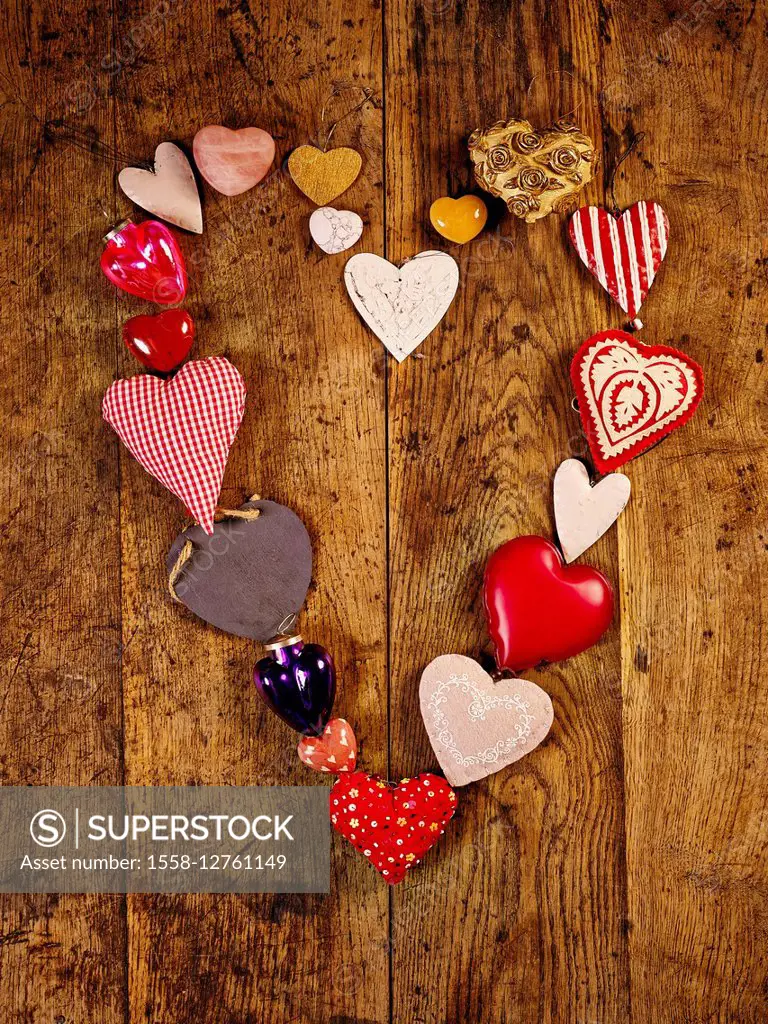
[[554, 459, 631, 563], [193, 126, 275, 196], [118, 143, 203, 234], [297, 718, 357, 774], [419, 654, 553, 786]]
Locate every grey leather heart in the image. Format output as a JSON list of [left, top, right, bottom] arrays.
[[166, 499, 312, 641]]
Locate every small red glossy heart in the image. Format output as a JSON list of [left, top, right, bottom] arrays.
[[297, 718, 357, 774], [101, 220, 187, 304], [484, 535, 614, 673], [331, 771, 456, 884], [122, 310, 194, 373]]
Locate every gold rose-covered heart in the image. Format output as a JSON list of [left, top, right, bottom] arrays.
[[468, 117, 598, 223]]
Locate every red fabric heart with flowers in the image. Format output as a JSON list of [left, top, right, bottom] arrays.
[[330, 771, 457, 884]]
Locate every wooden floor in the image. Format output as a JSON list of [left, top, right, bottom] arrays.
[[1, 0, 767, 1021]]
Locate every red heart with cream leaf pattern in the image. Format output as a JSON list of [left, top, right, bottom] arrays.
[[571, 329, 704, 474], [330, 771, 457, 884], [102, 357, 246, 534]]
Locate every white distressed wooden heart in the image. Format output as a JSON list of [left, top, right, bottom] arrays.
[[118, 142, 203, 234], [419, 654, 553, 787], [553, 459, 630, 563], [309, 207, 363, 254], [344, 250, 459, 362]]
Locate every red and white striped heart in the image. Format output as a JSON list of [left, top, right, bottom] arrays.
[[568, 202, 669, 320], [102, 356, 246, 533], [571, 329, 704, 474]]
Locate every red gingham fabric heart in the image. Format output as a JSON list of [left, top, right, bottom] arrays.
[[330, 771, 457, 884], [102, 357, 246, 533], [568, 201, 669, 319]]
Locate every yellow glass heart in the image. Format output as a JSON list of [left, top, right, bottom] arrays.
[[429, 195, 488, 244]]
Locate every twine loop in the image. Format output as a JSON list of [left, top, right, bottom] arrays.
[[168, 494, 261, 602]]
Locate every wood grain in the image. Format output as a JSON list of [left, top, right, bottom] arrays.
[[108, 1, 388, 1022], [0, 0, 767, 1021], [0, 0, 127, 1020], [602, 3, 768, 1021], [385, 2, 629, 1021]]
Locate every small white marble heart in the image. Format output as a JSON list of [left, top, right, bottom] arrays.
[[344, 250, 459, 362], [309, 207, 363, 254], [419, 654, 553, 787], [118, 142, 203, 234], [554, 458, 630, 563]]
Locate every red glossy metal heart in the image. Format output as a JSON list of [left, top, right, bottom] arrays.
[[331, 771, 456, 884], [101, 220, 187, 304], [122, 310, 194, 373], [571, 329, 704, 474], [484, 535, 614, 673]]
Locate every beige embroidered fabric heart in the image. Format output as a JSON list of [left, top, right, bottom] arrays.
[[118, 142, 203, 234], [419, 654, 553, 787]]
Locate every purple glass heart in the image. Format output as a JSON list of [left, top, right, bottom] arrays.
[[254, 636, 336, 737]]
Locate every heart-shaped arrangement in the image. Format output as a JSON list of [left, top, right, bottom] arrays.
[[309, 207, 364, 254], [298, 718, 357, 773], [553, 459, 631, 563], [118, 142, 203, 235], [468, 117, 598, 222], [167, 499, 312, 641], [429, 195, 487, 244], [330, 771, 456, 884], [193, 125, 275, 196], [571, 329, 704, 474], [288, 145, 362, 206], [484, 535, 614, 672], [122, 309, 195, 374], [103, 356, 245, 533], [254, 636, 336, 737], [101, 220, 188, 304], [420, 654, 553, 786], [568, 202, 669, 319], [344, 250, 459, 361]]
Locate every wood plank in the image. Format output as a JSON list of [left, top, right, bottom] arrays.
[[384, 1, 630, 1021], [110, 1, 389, 1020], [0, 1, 126, 1020], [601, 2, 768, 1020]]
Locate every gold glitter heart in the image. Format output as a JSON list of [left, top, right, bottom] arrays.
[[287, 145, 362, 206], [468, 117, 598, 223]]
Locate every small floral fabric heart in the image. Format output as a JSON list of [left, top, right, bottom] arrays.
[[330, 770, 457, 884]]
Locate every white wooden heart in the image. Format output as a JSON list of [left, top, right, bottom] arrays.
[[118, 142, 203, 234], [554, 458, 630, 563], [310, 207, 363, 254], [419, 654, 553, 787], [344, 250, 459, 362]]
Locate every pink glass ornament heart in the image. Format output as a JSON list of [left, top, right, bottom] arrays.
[[193, 126, 276, 196], [101, 220, 187, 304]]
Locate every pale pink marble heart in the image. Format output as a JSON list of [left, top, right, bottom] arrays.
[[118, 142, 202, 234], [553, 458, 630, 563], [419, 655, 553, 787], [193, 125, 275, 196]]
